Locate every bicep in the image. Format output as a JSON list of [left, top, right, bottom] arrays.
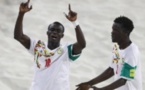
[[67, 44, 81, 61], [18, 34, 30, 49], [72, 43, 82, 55], [120, 53, 137, 79]]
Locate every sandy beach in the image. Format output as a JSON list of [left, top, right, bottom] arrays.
[[0, 0, 144, 90]]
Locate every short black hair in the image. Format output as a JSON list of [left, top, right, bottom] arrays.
[[48, 21, 65, 33], [114, 16, 134, 35]]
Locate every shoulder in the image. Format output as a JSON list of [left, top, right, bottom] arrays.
[[61, 42, 72, 48], [124, 43, 140, 65], [30, 38, 44, 45], [29, 37, 45, 50], [125, 43, 140, 56]]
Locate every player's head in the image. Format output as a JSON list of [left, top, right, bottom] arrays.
[[47, 21, 65, 42], [111, 16, 134, 43]]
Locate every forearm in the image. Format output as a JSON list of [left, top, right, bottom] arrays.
[[75, 25, 86, 49], [87, 67, 114, 86], [100, 78, 127, 90], [14, 12, 25, 40]]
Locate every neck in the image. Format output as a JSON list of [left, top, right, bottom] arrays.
[[118, 38, 132, 50], [47, 41, 60, 50]]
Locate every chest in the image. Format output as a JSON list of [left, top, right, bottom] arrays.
[[33, 40, 66, 69], [112, 49, 126, 74]]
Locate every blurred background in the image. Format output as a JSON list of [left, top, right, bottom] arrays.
[[0, 0, 144, 90]]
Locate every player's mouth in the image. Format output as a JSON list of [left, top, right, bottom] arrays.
[[51, 35, 58, 40]]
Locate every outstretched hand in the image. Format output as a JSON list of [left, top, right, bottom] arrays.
[[76, 82, 91, 90], [64, 4, 77, 21], [19, 0, 32, 13]]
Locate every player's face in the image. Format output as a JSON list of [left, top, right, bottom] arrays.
[[47, 24, 64, 42], [111, 23, 124, 43]]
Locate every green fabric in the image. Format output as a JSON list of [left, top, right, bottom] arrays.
[[121, 62, 137, 79], [67, 44, 80, 61]]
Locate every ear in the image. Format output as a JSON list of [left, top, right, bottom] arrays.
[[122, 31, 129, 37]]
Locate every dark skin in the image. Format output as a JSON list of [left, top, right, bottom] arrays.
[[111, 23, 132, 50], [76, 22, 132, 90], [47, 23, 64, 50], [14, 0, 86, 55]]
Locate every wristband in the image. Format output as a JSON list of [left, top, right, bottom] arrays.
[[72, 20, 79, 28]]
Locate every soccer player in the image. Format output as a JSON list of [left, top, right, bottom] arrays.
[[76, 16, 142, 90], [14, 0, 86, 90]]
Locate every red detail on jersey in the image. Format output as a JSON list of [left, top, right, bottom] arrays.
[[45, 58, 51, 67]]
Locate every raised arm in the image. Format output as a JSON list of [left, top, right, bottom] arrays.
[[76, 67, 114, 90], [14, 0, 32, 49], [64, 4, 86, 54]]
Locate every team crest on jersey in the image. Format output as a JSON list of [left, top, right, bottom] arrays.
[[57, 47, 63, 54]]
